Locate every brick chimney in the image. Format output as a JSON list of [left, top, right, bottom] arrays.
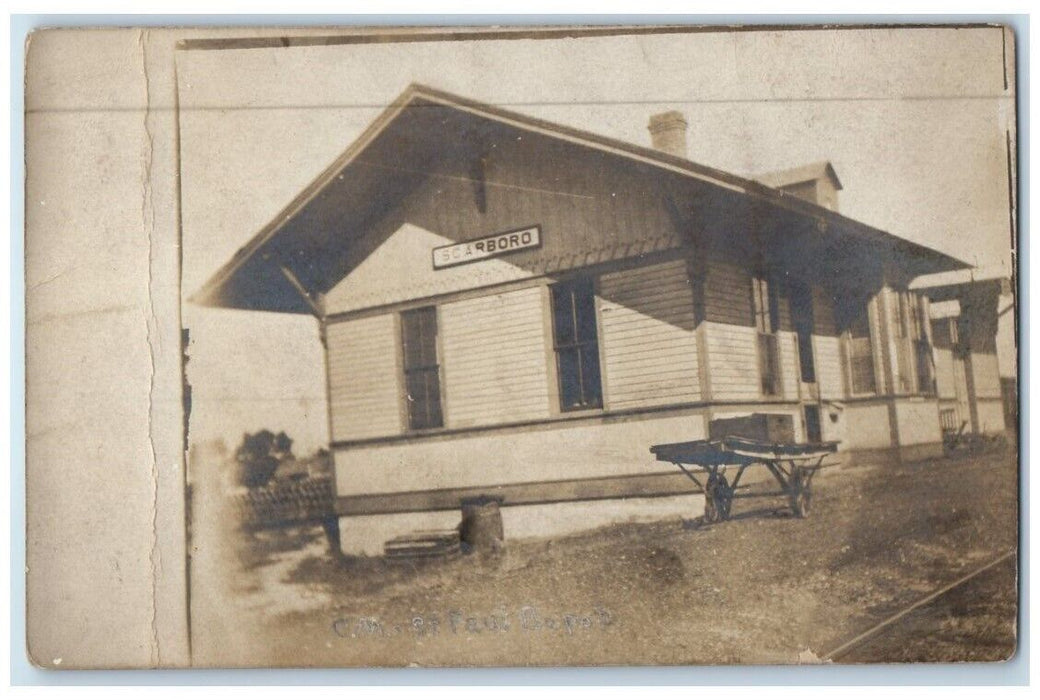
[[648, 111, 688, 159]]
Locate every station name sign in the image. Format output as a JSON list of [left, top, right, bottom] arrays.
[[432, 225, 542, 270]]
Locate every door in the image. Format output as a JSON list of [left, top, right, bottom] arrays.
[[790, 281, 817, 385]]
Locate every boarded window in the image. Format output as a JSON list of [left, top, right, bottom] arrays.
[[846, 300, 877, 395], [550, 276, 603, 411], [752, 274, 781, 396], [401, 306, 443, 430]]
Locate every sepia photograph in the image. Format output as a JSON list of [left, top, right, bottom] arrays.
[[24, 22, 1020, 671], [179, 25, 1019, 667]]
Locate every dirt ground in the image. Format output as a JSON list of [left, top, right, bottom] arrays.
[[190, 442, 1019, 667]]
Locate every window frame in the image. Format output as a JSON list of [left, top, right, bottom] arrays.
[[751, 271, 782, 397], [844, 295, 879, 397], [399, 305, 445, 431], [549, 275, 604, 412]]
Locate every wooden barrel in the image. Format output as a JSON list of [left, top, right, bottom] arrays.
[[459, 497, 504, 553]]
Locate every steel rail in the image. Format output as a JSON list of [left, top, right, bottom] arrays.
[[823, 549, 1017, 662]]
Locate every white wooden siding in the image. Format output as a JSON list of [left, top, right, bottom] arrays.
[[704, 260, 752, 327], [704, 261, 760, 399], [970, 352, 1003, 399], [440, 287, 550, 428], [705, 322, 761, 399], [598, 261, 700, 409], [326, 314, 402, 441]]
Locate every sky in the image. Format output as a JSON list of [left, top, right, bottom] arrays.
[[176, 26, 1016, 454]]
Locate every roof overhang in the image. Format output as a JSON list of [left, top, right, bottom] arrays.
[[911, 267, 1012, 302], [193, 83, 969, 315]]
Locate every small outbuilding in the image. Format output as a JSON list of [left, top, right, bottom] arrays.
[[196, 84, 969, 554]]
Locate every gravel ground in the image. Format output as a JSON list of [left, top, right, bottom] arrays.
[[191, 442, 1018, 667], [837, 554, 1018, 663]]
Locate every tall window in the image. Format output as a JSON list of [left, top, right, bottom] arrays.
[[909, 293, 934, 394], [401, 306, 443, 430], [550, 276, 603, 411], [891, 290, 933, 394], [846, 300, 877, 395], [752, 273, 781, 396]]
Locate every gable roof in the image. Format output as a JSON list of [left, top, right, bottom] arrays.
[[754, 161, 843, 191], [193, 83, 968, 314]]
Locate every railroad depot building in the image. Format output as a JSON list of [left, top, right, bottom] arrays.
[[197, 84, 970, 554]]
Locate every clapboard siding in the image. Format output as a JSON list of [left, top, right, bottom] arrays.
[[970, 352, 1003, 399], [703, 261, 761, 399], [704, 261, 753, 326], [705, 322, 761, 399], [599, 261, 700, 410], [324, 132, 686, 316], [440, 287, 550, 428], [326, 314, 402, 441]]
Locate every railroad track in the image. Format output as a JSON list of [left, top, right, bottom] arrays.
[[822, 549, 1017, 662]]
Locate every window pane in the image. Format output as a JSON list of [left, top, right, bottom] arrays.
[[405, 371, 426, 427], [551, 286, 576, 346], [551, 277, 604, 411], [573, 278, 599, 342], [401, 311, 423, 369], [556, 347, 583, 409], [401, 307, 442, 429], [402, 307, 438, 370], [406, 368, 442, 430], [423, 370, 443, 428], [418, 308, 438, 367], [578, 343, 603, 407]]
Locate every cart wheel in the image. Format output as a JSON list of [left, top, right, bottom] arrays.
[[715, 475, 733, 520], [703, 497, 720, 524], [794, 489, 811, 518]]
